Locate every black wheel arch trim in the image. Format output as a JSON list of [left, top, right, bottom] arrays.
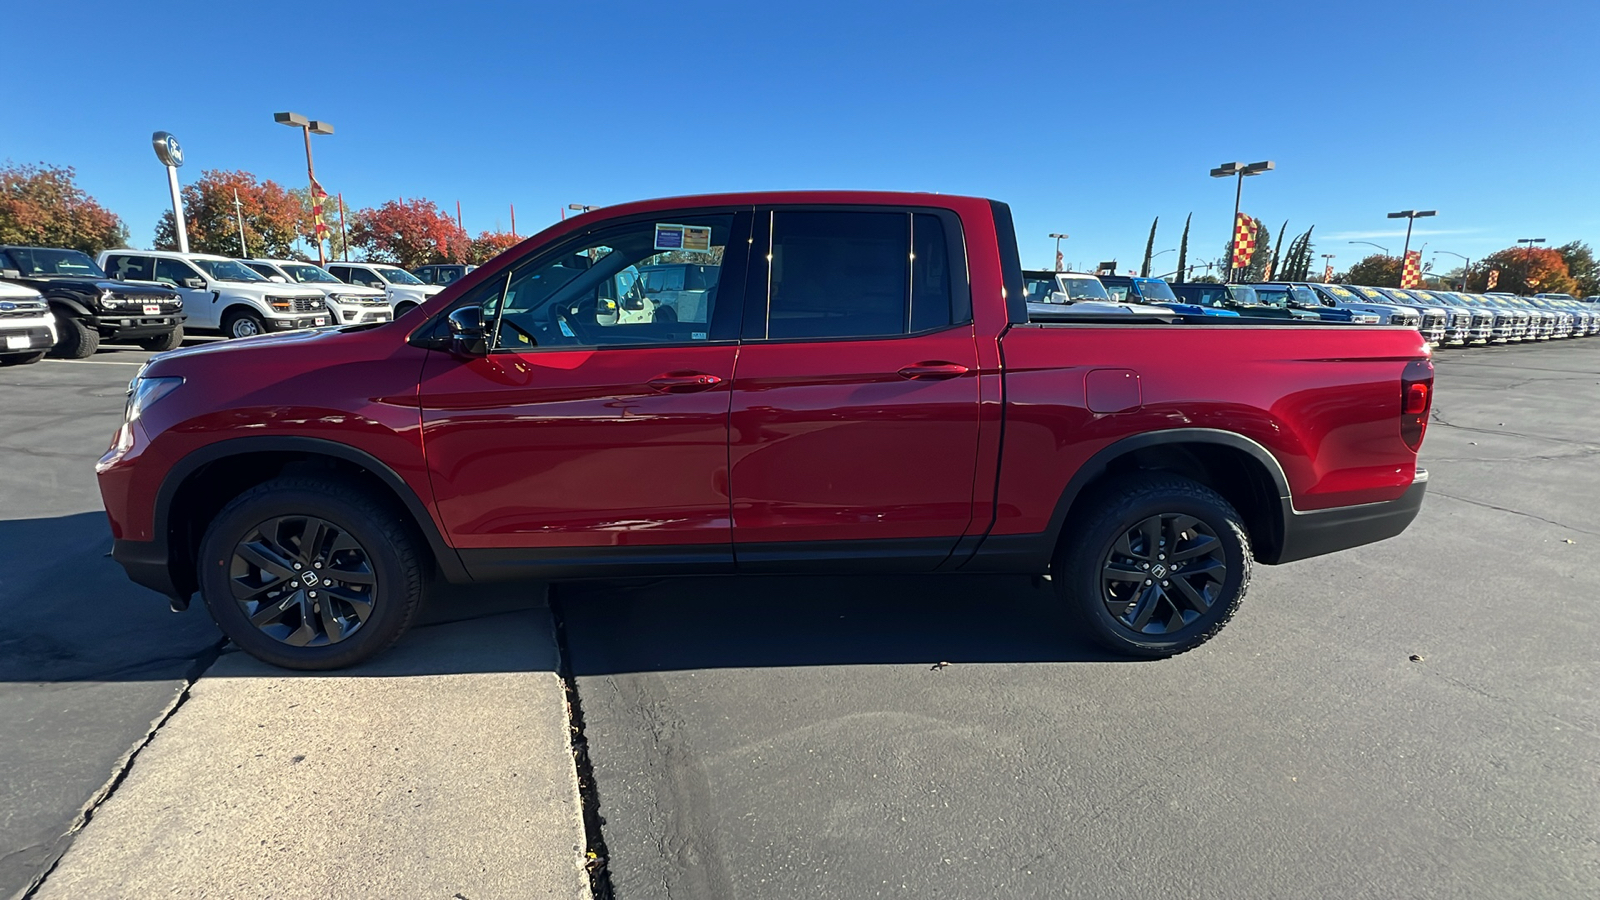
[[142, 436, 470, 601], [46, 294, 94, 318], [954, 428, 1294, 573]]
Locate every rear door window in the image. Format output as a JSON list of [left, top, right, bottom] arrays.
[[105, 255, 154, 282], [154, 258, 200, 286], [755, 209, 965, 340]]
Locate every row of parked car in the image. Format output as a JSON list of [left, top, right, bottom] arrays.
[[0, 244, 483, 363], [1022, 270, 1600, 345]]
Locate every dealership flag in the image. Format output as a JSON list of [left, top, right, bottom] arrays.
[[309, 178, 330, 239], [1401, 250, 1422, 288], [1323, 263, 1335, 283], [1230, 213, 1258, 270], [1486, 268, 1500, 290]]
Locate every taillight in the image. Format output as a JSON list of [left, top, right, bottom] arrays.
[[1400, 358, 1433, 451]]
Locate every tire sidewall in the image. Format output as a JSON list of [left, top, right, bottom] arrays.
[[198, 484, 411, 669], [1063, 481, 1249, 656], [226, 313, 264, 339]]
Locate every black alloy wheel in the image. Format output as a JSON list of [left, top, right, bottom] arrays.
[[229, 515, 377, 647], [1054, 474, 1251, 658], [199, 476, 425, 669], [1099, 513, 1226, 636]]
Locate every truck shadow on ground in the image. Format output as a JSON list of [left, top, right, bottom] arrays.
[[0, 513, 1129, 681], [555, 573, 1134, 675]]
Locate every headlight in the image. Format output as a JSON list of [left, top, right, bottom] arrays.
[[104, 375, 182, 458]]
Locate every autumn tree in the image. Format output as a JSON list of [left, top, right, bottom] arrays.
[[1345, 253, 1402, 287], [469, 230, 522, 264], [1465, 246, 1575, 295], [1555, 241, 1598, 296], [349, 199, 469, 268], [0, 162, 129, 253], [1139, 216, 1158, 277], [154, 169, 306, 258]]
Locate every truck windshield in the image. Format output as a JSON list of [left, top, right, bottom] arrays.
[[191, 259, 266, 282], [1287, 285, 1321, 308], [1227, 285, 1258, 305], [4, 247, 106, 278], [372, 265, 425, 285], [1061, 276, 1111, 301], [1134, 279, 1177, 302], [1252, 287, 1290, 308], [280, 263, 342, 284]]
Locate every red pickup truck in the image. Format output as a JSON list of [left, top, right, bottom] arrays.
[[97, 192, 1433, 669]]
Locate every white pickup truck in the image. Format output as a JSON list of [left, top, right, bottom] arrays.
[[244, 259, 394, 326], [0, 280, 56, 365], [325, 262, 443, 317], [99, 250, 330, 339]]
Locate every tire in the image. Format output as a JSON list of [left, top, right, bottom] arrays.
[[48, 312, 99, 359], [0, 351, 46, 366], [137, 324, 184, 352], [223, 310, 265, 339], [197, 476, 426, 670], [395, 302, 418, 318], [1053, 474, 1251, 658]]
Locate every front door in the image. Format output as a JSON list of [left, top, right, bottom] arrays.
[[728, 207, 981, 570], [152, 258, 219, 328], [418, 209, 752, 567]]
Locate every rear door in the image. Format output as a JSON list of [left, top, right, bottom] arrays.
[[728, 206, 980, 570]]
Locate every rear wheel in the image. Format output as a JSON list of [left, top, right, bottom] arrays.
[[137, 324, 184, 352], [49, 312, 99, 359], [395, 301, 419, 318], [223, 310, 265, 339], [1053, 474, 1251, 658], [198, 477, 426, 670]]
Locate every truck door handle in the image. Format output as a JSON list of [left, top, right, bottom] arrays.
[[897, 362, 969, 380], [648, 372, 724, 393]]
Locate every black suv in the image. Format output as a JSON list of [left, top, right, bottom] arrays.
[[0, 246, 184, 358]]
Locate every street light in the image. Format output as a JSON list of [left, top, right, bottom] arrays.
[[1385, 209, 1436, 262], [1210, 160, 1274, 282], [1516, 237, 1546, 249], [1348, 240, 1392, 256], [274, 111, 335, 265], [1049, 233, 1069, 272], [569, 203, 597, 213], [1434, 250, 1471, 291]]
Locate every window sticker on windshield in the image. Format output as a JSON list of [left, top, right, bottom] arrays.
[[654, 224, 713, 253]]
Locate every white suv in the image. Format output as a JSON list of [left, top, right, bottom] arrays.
[[244, 259, 395, 326], [325, 262, 443, 317], [99, 250, 330, 339], [0, 280, 56, 366]]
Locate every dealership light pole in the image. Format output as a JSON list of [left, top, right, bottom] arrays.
[[1049, 232, 1069, 271], [1321, 253, 1336, 282], [274, 112, 334, 265], [1210, 160, 1274, 281], [1516, 237, 1546, 250], [1348, 240, 1391, 256], [151, 132, 187, 253], [1387, 209, 1436, 263], [1434, 250, 1471, 290]]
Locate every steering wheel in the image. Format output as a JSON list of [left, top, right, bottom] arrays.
[[549, 298, 599, 345]]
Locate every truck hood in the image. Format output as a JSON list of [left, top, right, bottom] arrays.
[[19, 276, 177, 298], [0, 281, 45, 301]]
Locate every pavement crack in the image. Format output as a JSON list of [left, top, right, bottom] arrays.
[[549, 592, 615, 900], [1430, 489, 1600, 537], [18, 637, 226, 900]]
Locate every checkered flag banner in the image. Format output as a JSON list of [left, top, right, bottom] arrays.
[[310, 178, 330, 239], [1486, 268, 1500, 290], [1231, 213, 1257, 269], [1401, 250, 1422, 289], [1323, 263, 1335, 283]]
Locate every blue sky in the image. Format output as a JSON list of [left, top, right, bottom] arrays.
[[8, 0, 1599, 274]]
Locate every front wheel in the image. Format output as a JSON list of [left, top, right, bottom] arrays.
[[0, 351, 46, 366], [138, 324, 184, 352], [49, 312, 99, 359], [223, 310, 266, 339], [1053, 474, 1251, 658], [197, 477, 426, 670], [394, 301, 419, 318]]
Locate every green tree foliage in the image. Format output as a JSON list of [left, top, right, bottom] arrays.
[[1173, 213, 1191, 284], [1268, 221, 1288, 280], [154, 169, 306, 258], [1139, 216, 1158, 277], [0, 161, 128, 253], [1555, 241, 1598, 296], [349, 199, 470, 268], [1278, 226, 1316, 281], [1345, 254, 1403, 287], [1466, 246, 1575, 295]]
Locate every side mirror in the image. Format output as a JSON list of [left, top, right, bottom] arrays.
[[183, 277, 205, 289], [269, 275, 287, 283], [447, 306, 489, 357], [0, 268, 19, 279], [621, 296, 646, 311]]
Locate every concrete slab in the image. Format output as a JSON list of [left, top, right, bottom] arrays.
[[30, 609, 589, 900]]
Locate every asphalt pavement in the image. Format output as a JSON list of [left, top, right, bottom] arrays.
[[4, 336, 1598, 899], [560, 339, 1600, 899]]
